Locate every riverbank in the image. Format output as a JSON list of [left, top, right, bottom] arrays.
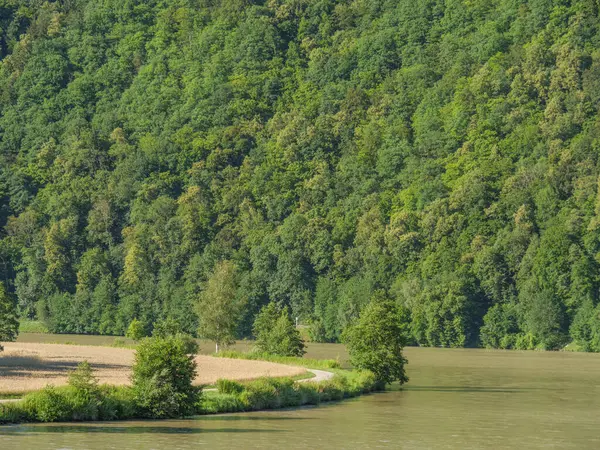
[[0, 343, 305, 395], [0, 342, 380, 424]]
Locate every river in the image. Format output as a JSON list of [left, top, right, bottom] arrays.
[[1, 342, 600, 449]]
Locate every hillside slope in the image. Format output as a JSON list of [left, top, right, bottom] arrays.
[[1, 0, 600, 350]]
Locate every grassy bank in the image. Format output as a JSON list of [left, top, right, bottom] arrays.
[[215, 350, 341, 370], [0, 354, 379, 425], [201, 370, 379, 414]]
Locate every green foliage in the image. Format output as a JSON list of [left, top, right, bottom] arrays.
[[1, 0, 600, 350], [153, 317, 199, 354], [216, 350, 340, 370], [216, 379, 245, 395], [343, 299, 408, 385], [152, 318, 181, 338], [131, 336, 201, 418], [480, 303, 519, 349], [0, 283, 18, 351], [68, 361, 98, 394], [200, 370, 378, 415], [18, 320, 49, 334], [570, 300, 600, 352], [253, 302, 305, 357], [6, 384, 137, 424], [9, 361, 132, 423], [125, 319, 146, 341], [196, 261, 245, 352]]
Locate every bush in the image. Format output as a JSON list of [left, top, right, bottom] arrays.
[[22, 386, 72, 422], [253, 303, 305, 357], [126, 319, 146, 341], [131, 336, 201, 418], [66, 361, 102, 421]]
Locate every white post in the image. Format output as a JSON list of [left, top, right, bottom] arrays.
[[216, 342, 219, 353]]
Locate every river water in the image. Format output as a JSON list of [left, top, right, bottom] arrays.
[[1, 344, 600, 449]]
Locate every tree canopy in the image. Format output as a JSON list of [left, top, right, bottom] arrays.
[[1, 0, 600, 350], [343, 298, 408, 385]]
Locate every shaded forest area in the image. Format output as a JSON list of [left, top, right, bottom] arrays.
[[2, 0, 600, 350]]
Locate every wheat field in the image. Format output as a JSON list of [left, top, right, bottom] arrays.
[[0, 343, 305, 394]]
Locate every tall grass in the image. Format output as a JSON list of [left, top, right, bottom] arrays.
[[215, 350, 341, 370]]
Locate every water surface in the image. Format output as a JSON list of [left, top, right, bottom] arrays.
[[2, 345, 600, 449]]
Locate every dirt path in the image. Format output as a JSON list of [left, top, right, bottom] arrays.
[[302, 369, 335, 383], [0, 343, 306, 394]]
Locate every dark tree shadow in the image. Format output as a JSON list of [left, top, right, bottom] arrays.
[[0, 355, 127, 379], [3, 425, 284, 435]]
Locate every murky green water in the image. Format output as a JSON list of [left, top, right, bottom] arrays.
[[2, 342, 600, 449]]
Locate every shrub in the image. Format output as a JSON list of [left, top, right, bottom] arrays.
[[22, 386, 71, 422], [66, 361, 102, 421], [253, 303, 305, 357], [126, 319, 146, 341], [131, 336, 201, 418], [68, 361, 98, 393]]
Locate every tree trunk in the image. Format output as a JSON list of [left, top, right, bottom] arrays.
[[215, 342, 219, 353]]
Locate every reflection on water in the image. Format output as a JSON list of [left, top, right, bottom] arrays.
[[2, 346, 600, 449]]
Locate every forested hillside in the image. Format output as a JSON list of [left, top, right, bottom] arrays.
[[1, 0, 600, 350]]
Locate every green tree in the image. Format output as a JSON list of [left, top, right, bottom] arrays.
[[131, 336, 200, 418], [1, 0, 600, 352], [196, 261, 245, 353], [253, 302, 306, 357], [0, 283, 18, 351], [342, 299, 408, 385]]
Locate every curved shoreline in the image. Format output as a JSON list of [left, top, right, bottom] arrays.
[[0, 342, 377, 424], [0, 342, 306, 395]]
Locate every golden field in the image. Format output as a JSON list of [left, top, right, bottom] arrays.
[[0, 343, 306, 394]]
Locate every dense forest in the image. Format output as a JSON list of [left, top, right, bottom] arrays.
[[1, 0, 600, 350]]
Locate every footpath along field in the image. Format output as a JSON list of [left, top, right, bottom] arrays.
[[0, 343, 306, 395]]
